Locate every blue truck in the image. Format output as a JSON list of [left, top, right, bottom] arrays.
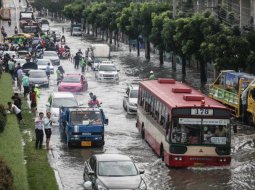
[[59, 106, 108, 147]]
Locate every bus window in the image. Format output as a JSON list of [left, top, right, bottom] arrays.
[[171, 122, 189, 144], [203, 125, 230, 145]]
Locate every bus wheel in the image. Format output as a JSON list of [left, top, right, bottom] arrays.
[[141, 128, 145, 139], [160, 145, 164, 161]]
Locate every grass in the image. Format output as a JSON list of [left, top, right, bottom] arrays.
[[21, 99, 58, 190], [0, 73, 29, 190], [0, 73, 58, 190]]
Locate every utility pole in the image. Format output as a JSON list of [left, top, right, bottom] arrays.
[[172, 0, 177, 71]]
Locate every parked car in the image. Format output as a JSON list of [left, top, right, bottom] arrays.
[[58, 73, 88, 92], [123, 83, 139, 114], [46, 92, 79, 124], [83, 154, 147, 190], [43, 51, 60, 65], [28, 70, 49, 88], [35, 59, 54, 73], [95, 63, 119, 82]]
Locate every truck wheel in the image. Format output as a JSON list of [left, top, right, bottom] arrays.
[[67, 141, 72, 148]]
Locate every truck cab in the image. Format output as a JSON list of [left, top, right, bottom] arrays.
[[209, 70, 255, 125], [95, 62, 119, 82], [59, 107, 108, 147], [246, 85, 255, 125]]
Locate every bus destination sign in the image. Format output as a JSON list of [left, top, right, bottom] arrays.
[[191, 108, 213, 116]]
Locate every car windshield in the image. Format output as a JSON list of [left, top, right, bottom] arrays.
[[29, 71, 46, 78], [44, 52, 57, 56], [73, 28, 81, 31], [130, 90, 138, 98], [62, 76, 80, 83], [170, 118, 231, 145], [99, 65, 116, 71], [71, 111, 102, 125], [98, 161, 138, 176], [52, 98, 78, 108], [37, 60, 50, 65]]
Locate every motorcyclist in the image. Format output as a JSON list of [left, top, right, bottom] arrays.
[[1, 26, 4, 34], [88, 95, 100, 108], [56, 66, 64, 85], [149, 71, 156, 80], [14, 26, 18, 34]]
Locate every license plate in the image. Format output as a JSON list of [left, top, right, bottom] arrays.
[[81, 141, 91, 147], [194, 163, 205, 167], [82, 133, 91, 135]]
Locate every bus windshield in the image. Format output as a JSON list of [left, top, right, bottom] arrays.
[[170, 118, 231, 146]]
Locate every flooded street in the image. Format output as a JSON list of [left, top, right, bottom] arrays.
[[32, 21, 255, 190], [2, 0, 255, 189]]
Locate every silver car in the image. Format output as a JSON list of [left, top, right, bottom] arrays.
[[43, 51, 60, 65], [36, 59, 54, 74], [29, 70, 49, 88], [83, 154, 147, 190]]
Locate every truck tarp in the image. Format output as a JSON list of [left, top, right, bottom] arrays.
[[91, 44, 110, 58]]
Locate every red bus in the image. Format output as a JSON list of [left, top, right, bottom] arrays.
[[136, 78, 231, 167]]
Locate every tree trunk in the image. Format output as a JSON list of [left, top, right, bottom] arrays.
[[114, 31, 117, 46], [145, 39, 150, 60], [200, 60, 207, 83], [181, 56, 186, 75], [159, 49, 164, 65], [87, 24, 90, 35], [95, 27, 97, 37], [137, 38, 140, 56], [110, 30, 113, 44], [172, 52, 176, 71], [106, 30, 109, 42]]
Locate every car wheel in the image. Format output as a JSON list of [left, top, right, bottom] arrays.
[[123, 101, 127, 111]]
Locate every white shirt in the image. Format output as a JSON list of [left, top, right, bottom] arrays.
[[35, 117, 44, 130], [44, 117, 52, 129], [17, 68, 23, 78], [11, 104, 21, 114]]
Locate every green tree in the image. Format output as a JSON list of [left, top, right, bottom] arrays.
[[150, 11, 172, 65], [117, 3, 142, 56], [140, 2, 170, 60]]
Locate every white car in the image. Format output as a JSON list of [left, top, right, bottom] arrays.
[[72, 27, 82, 36], [36, 59, 54, 73], [95, 63, 119, 82], [46, 92, 79, 124], [41, 24, 50, 32], [43, 51, 60, 65], [123, 84, 139, 114]]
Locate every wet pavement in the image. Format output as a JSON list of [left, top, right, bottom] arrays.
[[40, 23, 255, 190], [4, 0, 255, 189]]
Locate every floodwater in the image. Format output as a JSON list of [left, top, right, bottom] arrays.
[[4, 1, 255, 189]]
